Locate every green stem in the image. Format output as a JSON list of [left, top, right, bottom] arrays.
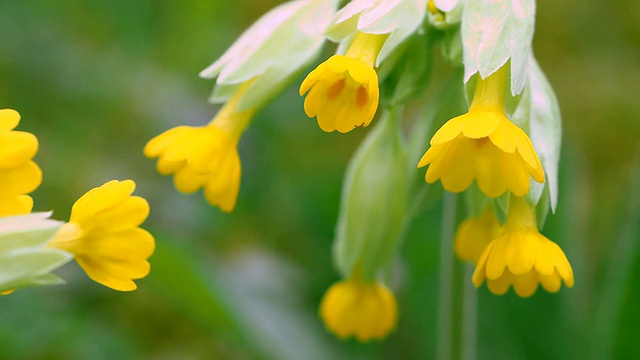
[[461, 263, 477, 360], [436, 192, 457, 360]]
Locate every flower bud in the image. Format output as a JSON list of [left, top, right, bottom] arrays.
[[334, 109, 409, 280]]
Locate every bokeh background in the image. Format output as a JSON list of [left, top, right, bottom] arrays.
[[1, 0, 639, 359]]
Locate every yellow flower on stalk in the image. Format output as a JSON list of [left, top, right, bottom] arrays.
[[0, 109, 42, 216], [320, 275, 397, 341], [418, 66, 544, 198], [48, 180, 154, 291], [472, 196, 574, 297], [300, 31, 387, 133], [144, 82, 256, 212], [455, 206, 502, 264]]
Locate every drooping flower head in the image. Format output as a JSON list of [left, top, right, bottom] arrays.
[[472, 196, 574, 297], [300, 0, 426, 133], [300, 32, 385, 133], [418, 65, 544, 198], [455, 206, 502, 264], [48, 180, 155, 291], [320, 274, 397, 341], [144, 82, 255, 212], [0, 109, 42, 216]]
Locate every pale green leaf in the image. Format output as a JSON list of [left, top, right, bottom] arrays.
[[202, 0, 338, 110], [462, 0, 536, 95], [0, 248, 72, 292], [0, 212, 63, 252], [326, 0, 427, 65]]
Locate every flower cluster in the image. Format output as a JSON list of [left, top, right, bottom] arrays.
[[139, 0, 571, 342]]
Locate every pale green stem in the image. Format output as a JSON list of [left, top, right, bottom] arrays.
[[436, 192, 457, 360], [461, 263, 477, 360]]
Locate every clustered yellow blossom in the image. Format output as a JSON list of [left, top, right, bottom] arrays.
[[471, 197, 574, 297], [49, 180, 155, 291], [0, 109, 42, 216], [320, 275, 397, 342], [418, 66, 544, 198], [144, 82, 255, 212], [300, 31, 387, 133]]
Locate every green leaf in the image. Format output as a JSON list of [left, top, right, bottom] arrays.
[[462, 0, 536, 95], [0, 212, 63, 252], [510, 55, 562, 217], [326, 0, 427, 65], [0, 248, 72, 292], [0, 213, 72, 292], [201, 0, 339, 110]]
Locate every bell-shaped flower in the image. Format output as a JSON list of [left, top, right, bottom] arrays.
[[144, 83, 255, 212], [48, 180, 155, 291], [418, 65, 544, 198], [320, 275, 397, 341], [472, 196, 574, 297]]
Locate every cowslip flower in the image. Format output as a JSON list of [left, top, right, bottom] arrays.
[[300, 0, 426, 133], [455, 206, 502, 264], [48, 180, 154, 291], [418, 65, 544, 198], [300, 31, 386, 133], [0, 109, 42, 216], [144, 82, 255, 212], [320, 275, 397, 341], [472, 196, 574, 297]]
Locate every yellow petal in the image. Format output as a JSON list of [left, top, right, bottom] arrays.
[[319, 279, 397, 342], [460, 110, 501, 139], [429, 115, 467, 145], [71, 180, 135, 224], [144, 126, 191, 158], [0, 109, 20, 131], [0, 195, 33, 216], [488, 118, 518, 153], [76, 257, 141, 291], [83, 196, 150, 233], [511, 270, 539, 298], [173, 165, 208, 194], [0, 161, 42, 195], [80, 228, 155, 262], [0, 131, 38, 169]]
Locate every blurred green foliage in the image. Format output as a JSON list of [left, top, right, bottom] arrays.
[[1, 0, 639, 359]]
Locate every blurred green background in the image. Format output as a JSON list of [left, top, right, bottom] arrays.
[[1, 0, 639, 359]]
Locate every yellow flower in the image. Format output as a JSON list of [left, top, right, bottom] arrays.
[[0, 109, 42, 216], [418, 66, 544, 198], [144, 82, 256, 212], [300, 32, 387, 133], [48, 180, 154, 291], [472, 196, 574, 297], [455, 206, 502, 264], [320, 276, 397, 341]]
